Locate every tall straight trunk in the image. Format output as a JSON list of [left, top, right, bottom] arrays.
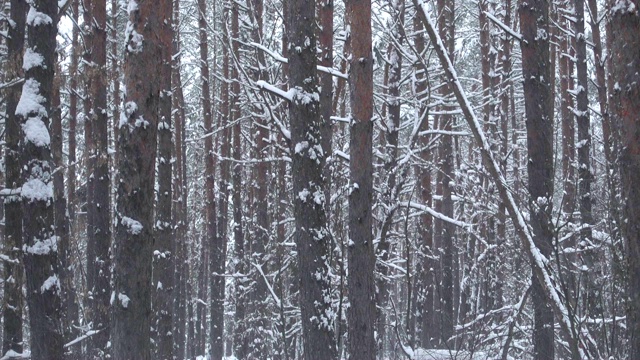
[[2, 0, 26, 354], [52, 59, 80, 359], [231, 3, 247, 358], [152, 0, 174, 357], [345, 0, 377, 359], [196, 238, 208, 355], [211, 7, 230, 360], [436, 0, 456, 345], [248, 0, 270, 355], [111, 0, 120, 163], [587, 0, 617, 229], [187, 263, 195, 359], [497, 0, 513, 311], [520, 0, 556, 357], [68, 0, 79, 236], [573, 0, 599, 346], [319, 0, 334, 209], [18, 1, 64, 358], [196, 0, 215, 355], [171, 0, 188, 356], [112, 0, 169, 356], [82, 0, 112, 355], [609, 1, 640, 357], [559, 0, 575, 216], [413, 13, 435, 349], [287, 0, 338, 359]]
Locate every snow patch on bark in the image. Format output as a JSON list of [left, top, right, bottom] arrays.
[[16, 79, 47, 120], [23, 48, 45, 71], [23, 236, 58, 255], [21, 178, 53, 202], [121, 216, 143, 235], [41, 275, 60, 294], [26, 6, 52, 26], [22, 118, 51, 147]]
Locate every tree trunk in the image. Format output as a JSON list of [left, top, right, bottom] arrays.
[[248, 0, 270, 355], [197, 0, 215, 355], [82, 0, 112, 355], [573, 0, 599, 350], [171, 0, 188, 356], [231, 3, 247, 358], [152, 0, 174, 357], [319, 0, 334, 210], [609, 1, 640, 357], [413, 12, 435, 349], [211, 6, 231, 360], [110, 0, 120, 164], [52, 57, 80, 360], [436, 0, 456, 345], [112, 0, 169, 356], [287, 0, 338, 358], [345, 0, 377, 358], [2, 0, 26, 354], [520, 0, 556, 357], [18, 1, 64, 358], [559, 0, 575, 217]]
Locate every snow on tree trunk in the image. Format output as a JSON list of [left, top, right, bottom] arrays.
[[287, 0, 338, 358], [18, 1, 64, 358], [111, 0, 166, 357]]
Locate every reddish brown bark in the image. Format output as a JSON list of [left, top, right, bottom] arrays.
[[112, 0, 169, 356], [152, 0, 174, 357], [345, 0, 377, 358], [609, 0, 640, 357]]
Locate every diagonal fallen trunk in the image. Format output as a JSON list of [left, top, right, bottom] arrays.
[[412, 0, 585, 357]]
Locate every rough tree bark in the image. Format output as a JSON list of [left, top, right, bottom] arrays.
[[52, 56, 79, 360], [171, 0, 188, 356], [152, 0, 174, 357], [436, 0, 456, 345], [559, 0, 575, 217], [211, 6, 231, 360], [2, 0, 26, 354], [18, 0, 64, 358], [195, 0, 215, 354], [319, 0, 334, 208], [247, 0, 270, 354], [231, 2, 247, 358], [287, 0, 338, 359], [414, 12, 436, 349], [345, 0, 377, 358], [609, 0, 640, 357], [112, 0, 169, 357], [82, 0, 112, 355], [519, 0, 556, 357]]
